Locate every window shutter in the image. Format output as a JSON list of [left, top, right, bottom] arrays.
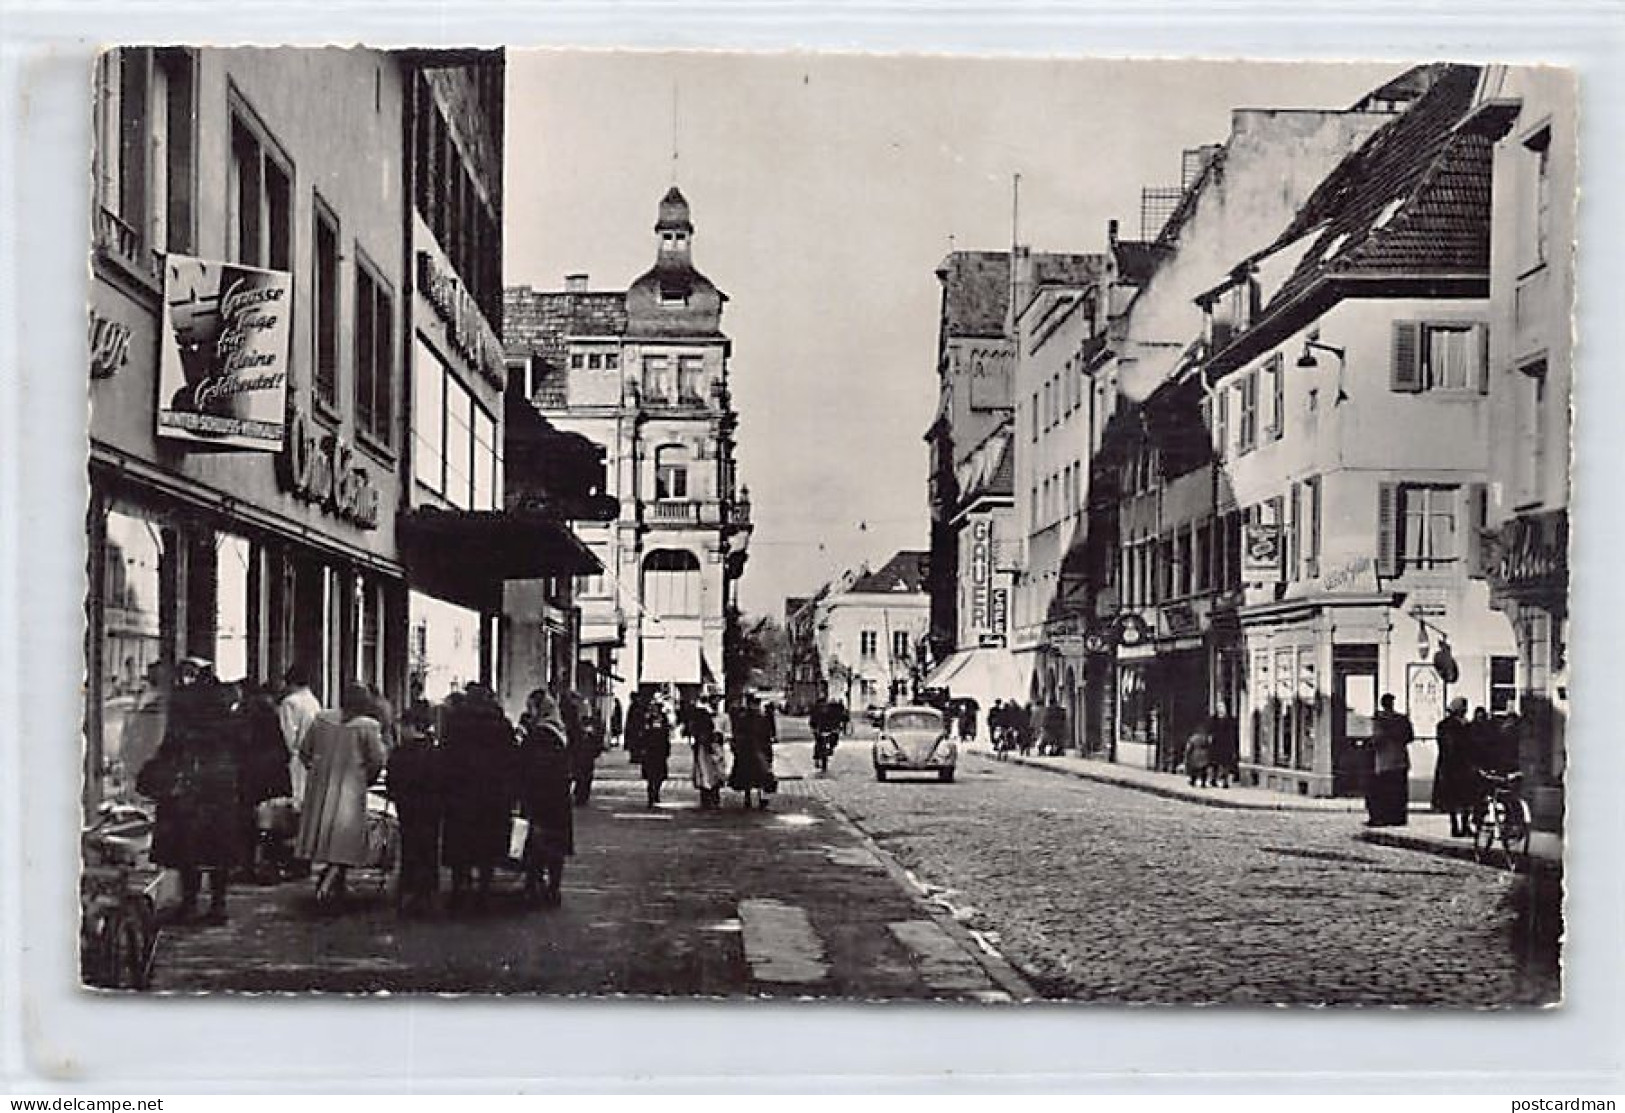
[[1376, 482, 1400, 578], [1464, 482, 1489, 576], [1288, 481, 1301, 582], [1474, 322, 1491, 395], [1216, 387, 1229, 456], [1391, 321, 1423, 393]]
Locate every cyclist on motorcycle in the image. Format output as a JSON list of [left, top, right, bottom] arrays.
[[809, 699, 845, 773]]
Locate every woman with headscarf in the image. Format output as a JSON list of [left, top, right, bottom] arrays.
[[295, 682, 388, 908], [439, 682, 516, 912], [517, 690, 575, 907], [138, 660, 248, 923]]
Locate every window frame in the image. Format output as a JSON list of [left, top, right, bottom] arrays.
[[224, 90, 294, 274], [311, 193, 342, 417], [352, 248, 396, 454]]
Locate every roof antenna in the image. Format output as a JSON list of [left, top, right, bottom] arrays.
[[671, 80, 680, 184]]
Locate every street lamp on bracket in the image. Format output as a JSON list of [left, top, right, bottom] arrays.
[[1295, 327, 1350, 405]]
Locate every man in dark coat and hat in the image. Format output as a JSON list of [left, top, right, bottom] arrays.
[[439, 683, 516, 912], [137, 659, 248, 924]]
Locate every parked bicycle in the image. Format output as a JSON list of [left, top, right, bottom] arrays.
[[1471, 769, 1531, 871], [80, 804, 159, 990]]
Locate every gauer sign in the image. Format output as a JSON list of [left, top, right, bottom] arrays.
[[157, 254, 292, 452]]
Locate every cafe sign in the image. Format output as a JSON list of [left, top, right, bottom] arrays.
[[277, 408, 381, 530], [157, 254, 291, 451], [969, 518, 992, 633], [417, 250, 506, 390]]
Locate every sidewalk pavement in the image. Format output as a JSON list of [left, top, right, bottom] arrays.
[[962, 742, 1375, 812], [1355, 810, 1564, 872], [962, 742, 1563, 872]]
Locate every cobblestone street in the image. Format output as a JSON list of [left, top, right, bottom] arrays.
[[777, 723, 1561, 1007]]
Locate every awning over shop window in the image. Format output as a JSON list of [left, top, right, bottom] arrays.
[[923, 647, 1027, 707], [398, 506, 601, 613], [642, 636, 701, 685]]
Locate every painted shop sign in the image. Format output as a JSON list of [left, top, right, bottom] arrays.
[[89, 311, 133, 378], [417, 249, 506, 389], [1160, 602, 1200, 637], [156, 254, 291, 452], [1484, 511, 1568, 596], [989, 586, 1008, 634], [277, 407, 382, 530]]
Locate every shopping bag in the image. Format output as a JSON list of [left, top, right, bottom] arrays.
[[507, 816, 531, 863]]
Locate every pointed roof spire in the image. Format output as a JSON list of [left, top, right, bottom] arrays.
[[656, 186, 693, 234]]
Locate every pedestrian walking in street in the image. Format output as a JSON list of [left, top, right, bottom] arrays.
[[387, 701, 442, 915], [685, 694, 728, 808], [729, 695, 777, 809], [1365, 694, 1415, 827], [137, 659, 249, 924], [563, 688, 600, 806], [1183, 723, 1213, 788], [234, 680, 295, 883], [1208, 705, 1240, 789], [440, 682, 516, 913], [625, 690, 650, 765], [1432, 697, 1478, 837], [294, 682, 389, 910], [608, 697, 624, 751], [277, 662, 321, 804], [638, 693, 673, 808], [517, 690, 575, 908]]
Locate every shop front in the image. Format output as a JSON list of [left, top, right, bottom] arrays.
[[1482, 509, 1568, 832], [87, 248, 406, 812]]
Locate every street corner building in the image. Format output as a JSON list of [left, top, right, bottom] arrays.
[[85, 46, 603, 812], [503, 185, 754, 713]]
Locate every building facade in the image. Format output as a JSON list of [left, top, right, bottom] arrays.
[[1185, 63, 1515, 798], [504, 187, 753, 713], [1468, 67, 1577, 832], [85, 46, 602, 809], [811, 552, 931, 711], [87, 47, 415, 809]]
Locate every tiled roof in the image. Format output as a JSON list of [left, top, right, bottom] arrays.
[[1257, 63, 1490, 315], [850, 550, 930, 595], [502, 287, 628, 371], [936, 251, 1011, 338]]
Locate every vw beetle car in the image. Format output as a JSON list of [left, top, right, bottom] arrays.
[[872, 705, 957, 782]]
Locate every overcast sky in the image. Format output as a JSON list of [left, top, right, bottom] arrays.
[[504, 52, 1403, 617]]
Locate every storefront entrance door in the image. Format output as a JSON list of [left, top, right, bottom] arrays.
[[1331, 645, 1378, 797]]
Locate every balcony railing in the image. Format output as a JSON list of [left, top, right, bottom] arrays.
[[93, 206, 163, 285], [645, 498, 754, 528]]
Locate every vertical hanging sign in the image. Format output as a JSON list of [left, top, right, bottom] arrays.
[[157, 254, 292, 451]]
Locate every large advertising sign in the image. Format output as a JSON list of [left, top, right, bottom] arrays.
[[969, 518, 992, 631], [157, 254, 291, 451]]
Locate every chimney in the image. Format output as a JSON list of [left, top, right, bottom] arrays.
[[565, 273, 588, 293]]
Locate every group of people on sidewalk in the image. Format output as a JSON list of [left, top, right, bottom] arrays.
[[627, 689, 779, 811], [1362, 693, 1523, 830], [984, 699, 1070, 757], [134, 660, 601, 920]]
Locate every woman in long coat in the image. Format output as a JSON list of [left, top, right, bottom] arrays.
[[295, 682, 387, 907], [1432, 697, 1478, 837], [728, 697, 777, 810], [138, 664, 248, 923], [639, 695, 673, 808], [517, 690, 575, 907], [439, 683, 516, 911], [685, 696, 728, 809]]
